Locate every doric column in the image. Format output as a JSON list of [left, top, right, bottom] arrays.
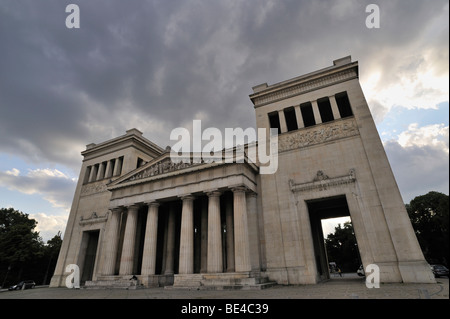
[[329, 95, 341, 120], [207, 190, 223, 273], [225, 195, 235, 272], [232, 186, 251, 272], [179, 195, 195, 274], [294, 105, 305, 129], [105, 160, 113, 179], [141, 202, 160, 276], [200, 198, 208, 273], [246, 191, 259, 271], [113, 157, 122, 176], [278, 110, 288, 133], [164, 204, 176, 275], [311, 100, 322, 125], [88, 164, 98, 182], [119, 204, 139, 276], [96, 162, 105, 181], [102, 207, 122, 276]]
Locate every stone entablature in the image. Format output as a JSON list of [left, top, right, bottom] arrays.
[[250, 58, 358, 107], [108, 162, 258, 208], [278, 117, 359, 152]]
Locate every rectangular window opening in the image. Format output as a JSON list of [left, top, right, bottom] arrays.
[[137, 157, 145, 168], [116, 156, 124, 176], [268, 112, 281, 135], [283, 107, 298, 132], [335, 92, 353, 118], [300, 102, 316, 127], [317, 97, 334, 123]]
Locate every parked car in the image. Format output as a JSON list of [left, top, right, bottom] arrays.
[[430, 264, 449, 278], [8, 280, 35, 290], [357, 265, 365, 276]]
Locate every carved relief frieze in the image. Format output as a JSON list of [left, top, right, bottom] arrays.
[[80, 182, 108, 196], [278, 117, 359, 152], [125, 157, 203, 183]]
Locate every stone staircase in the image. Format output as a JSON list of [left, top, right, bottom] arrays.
[[168, 272, 276, 290], [84, 272, 276, 290]]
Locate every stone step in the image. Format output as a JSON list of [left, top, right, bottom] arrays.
[[167, 281, 276, 291], [84, 279, 141, 290]]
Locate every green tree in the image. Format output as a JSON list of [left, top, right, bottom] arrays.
[[41, 232, 63, 285], [406, 191, 449, 266], [0, 208, 43, 286], [324, 221, 360, 273]]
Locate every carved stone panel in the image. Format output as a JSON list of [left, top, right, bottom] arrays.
[[124, 157, 204, 183], [289, 169, 356, 193], [278, 117, 359, 152], [80, 181, 108, 196]]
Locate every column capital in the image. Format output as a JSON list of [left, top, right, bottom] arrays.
[[206, 189, 222, 197], [231, 185, 248, 193], [246, 190, 258, 198], [179, 194, 195, 201], [109, 206, 124, 213], [145, 200, 160, 208], [126, 204, 140, 211]]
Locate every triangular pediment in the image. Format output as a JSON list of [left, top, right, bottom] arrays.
[[108, 152, 213, 189], [108, 145, 259, 190]]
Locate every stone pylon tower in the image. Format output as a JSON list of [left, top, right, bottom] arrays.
[[249, 56, 435, 284]]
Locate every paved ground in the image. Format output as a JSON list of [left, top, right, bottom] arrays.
[[1, 276, 448, 300]]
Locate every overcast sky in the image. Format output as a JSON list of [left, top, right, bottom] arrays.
[[0, 0, 448, 241]]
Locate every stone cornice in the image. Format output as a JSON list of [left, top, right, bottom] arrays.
[[81, 129, 164, 160], [249, 61, 358, 108]]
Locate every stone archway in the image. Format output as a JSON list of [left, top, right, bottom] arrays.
[[306, 195, 361, 281]]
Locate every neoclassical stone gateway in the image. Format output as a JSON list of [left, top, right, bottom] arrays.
[[50, 56, 435, 289]]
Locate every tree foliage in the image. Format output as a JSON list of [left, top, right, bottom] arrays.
[[324, 221, 360, 273], [0, 208, 62, 288], [406, 191, 449, 266]]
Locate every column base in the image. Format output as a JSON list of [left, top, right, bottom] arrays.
[[398, 260, 436, 284], [49, 274, 65, 288]]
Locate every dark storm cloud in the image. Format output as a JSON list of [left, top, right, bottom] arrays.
[[0, 0, 448, 173]]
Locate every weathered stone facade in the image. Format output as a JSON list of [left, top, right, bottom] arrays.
[[50, 57, 435, 289]]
